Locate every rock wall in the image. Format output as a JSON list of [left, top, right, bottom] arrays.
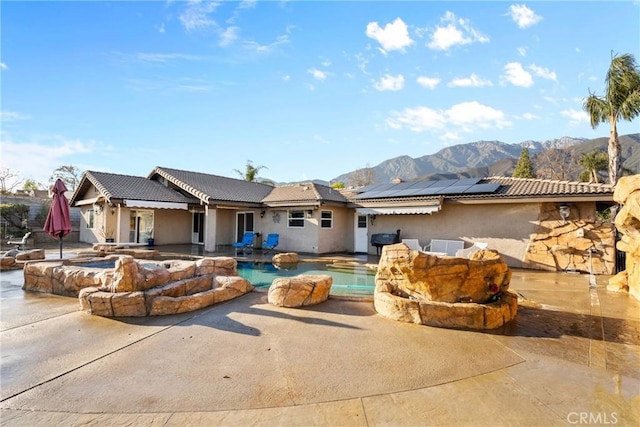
[[608, 175, 640, 301], [524, 202, 615, 274]]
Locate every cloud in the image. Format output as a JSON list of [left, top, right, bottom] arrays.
[[135, 53, 203, 63], [0, 111, 31, 121], [561, 109, 589, 125], [447, 73, 493, 88], [427, 11, 489, 51], [374, 74, 405, 91], [0, 62, 7, 70], [243, 34, 290, 54], [179, 1, 220, 31], [308, 68, 328, 81], [0, 133, 97, 184], [507, 4, 543, 29], [529, 64, 557, 81], [521, 112, 539, 120], [365, 18, 414, 54], [502, 62, 534, 87], [416, 76, 441, 89], [386, 101, 511, 134], [517, 47, 527, 56], [219, 26, 239, 47]]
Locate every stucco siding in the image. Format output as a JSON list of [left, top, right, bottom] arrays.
[[368, 202, 540, 268], [153, 209, 192, 245]]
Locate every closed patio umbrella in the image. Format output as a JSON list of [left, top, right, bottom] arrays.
[[43, 179, 72, 259]]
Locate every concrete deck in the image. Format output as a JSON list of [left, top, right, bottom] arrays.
[[1, 244, 638, 426]]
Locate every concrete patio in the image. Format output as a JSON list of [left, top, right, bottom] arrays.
[[0, 243, 638, 426]]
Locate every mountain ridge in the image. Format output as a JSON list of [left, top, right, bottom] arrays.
[[331, 134, 639, 186]]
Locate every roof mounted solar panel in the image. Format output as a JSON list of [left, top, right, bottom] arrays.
[[463, 183, 501, 194], [412, 186, 444, 196], [410, 180, 436, 189], [355, 183, 386, 193], [457, 177, 482, 185], [428, 179, 459, 189], [438, 185, 473, 194]]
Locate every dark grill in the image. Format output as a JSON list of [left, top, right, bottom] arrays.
[[370, 229, 401, 255]]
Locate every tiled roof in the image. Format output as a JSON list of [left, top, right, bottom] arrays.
[[262, 183, 349, 205], [151, 167, 274, 204], [70, 171, 198, 205], [461, 176, 614, 199], [348, 176, 614, 204]]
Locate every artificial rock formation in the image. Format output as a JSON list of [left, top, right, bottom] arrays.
[[608, 175, 640, 301], [23, 255, 253, 317], [525, 202, 615, 274], [268, 274, 333, 307], [374, 243, 517, 330], [0, 249, 45, 270], [272, 252, 299, 264]]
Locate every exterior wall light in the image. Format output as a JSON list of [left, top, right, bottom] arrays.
[[109, 203, 116, 215], [369, 215, 376, 225], [559, 204, 571, 224], [260, 210, 265, 218]]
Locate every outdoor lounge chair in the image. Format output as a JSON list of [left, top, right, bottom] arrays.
[[401, 239, 423, 252], [232, 232, 255, 255], [262, 233, 279, 254], [8, 232, 31, 250]]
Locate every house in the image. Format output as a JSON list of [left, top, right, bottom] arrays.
[[69, 168, 618, 274]]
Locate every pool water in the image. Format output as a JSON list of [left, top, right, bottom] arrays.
[[236, 261, 376, 297]]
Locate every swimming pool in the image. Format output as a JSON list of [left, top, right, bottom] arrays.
[[236, 261, 376, 297]]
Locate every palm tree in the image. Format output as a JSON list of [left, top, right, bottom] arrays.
[[234, 160, 267, 182], [583, 52, 640, 185], [578, 150, 608, 183]]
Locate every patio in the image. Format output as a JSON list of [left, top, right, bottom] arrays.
[[1, 243, 638, 426]]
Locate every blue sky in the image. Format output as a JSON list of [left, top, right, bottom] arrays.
[[1, 0, 639, 186]]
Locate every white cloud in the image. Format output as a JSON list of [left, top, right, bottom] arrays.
[[386, 101, 510, 134], [0, 134, 97, 184], [529, 64, 557, 81], [243, 34, 290, 54], [219, 26, 239, 47], [507, 4, 543, 29], [308, 68, 328, 81], [135, 53, 202, 63], [179, 1, 220, 31], [0, 62, 7, 70], [156, 23, 166, 34], [447, 73, 493, 88], [416, 76, 441, 89], [561, 109, 589, 125], [282, 74, 291, 82], [0, 111, 30, 121], [502, 62, 534, 87], [427, 11, 489, 51], [521, 112, 539, 120], [365, 18, 414, 54], [374, 74, 405, 91], [517, 46, 527, 56]]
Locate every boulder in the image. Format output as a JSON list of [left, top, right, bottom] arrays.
[[272, 252, 299, 264], [268, 274, 333, 307]]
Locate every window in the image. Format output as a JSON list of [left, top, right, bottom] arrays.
[[87, 209, 94, 228], [321, 210, 333, 228], [288, 210, 305, 228]]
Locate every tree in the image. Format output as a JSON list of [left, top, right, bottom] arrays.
[[23, 179, 42, 191], [50, 165, 82, 191], [583, 52, 640, 185], [331, 181, 345, 189], [535, 148, 578, 181], [578, 150, 608, 183], [513, 147, 535, 178], [233, 160, 267, 182], [0, 168, 24, 194]]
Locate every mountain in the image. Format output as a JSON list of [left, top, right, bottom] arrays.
[[332, 134, 638, 185]]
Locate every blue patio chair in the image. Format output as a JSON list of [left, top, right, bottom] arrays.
[[262, 233, 279, 254], [232, 232, 255, 255]]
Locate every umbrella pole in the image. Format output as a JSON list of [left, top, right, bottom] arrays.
[[59, 236, 63, 259]]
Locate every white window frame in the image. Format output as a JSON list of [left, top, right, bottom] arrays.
[[288, 210, 305, 228], [86, 209, 95, 228]]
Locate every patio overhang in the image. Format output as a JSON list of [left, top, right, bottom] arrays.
[[355, 205, 441, 215], [124, 200, 189, 210]]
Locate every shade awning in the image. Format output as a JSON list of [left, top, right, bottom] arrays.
[[356, 205, 440, 215], [124, 200, 189, 210]]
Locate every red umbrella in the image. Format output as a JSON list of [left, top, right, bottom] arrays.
[[44, 179, 72, 259]]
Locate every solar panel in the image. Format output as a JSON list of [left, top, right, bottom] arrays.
[[457, 177, 482, 185], [463, 183, 501, 194], [427, 179, 459, 189], [409, 180, 436, 189], [412, 186, 444, 196], [439, 185, 473, 194]]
